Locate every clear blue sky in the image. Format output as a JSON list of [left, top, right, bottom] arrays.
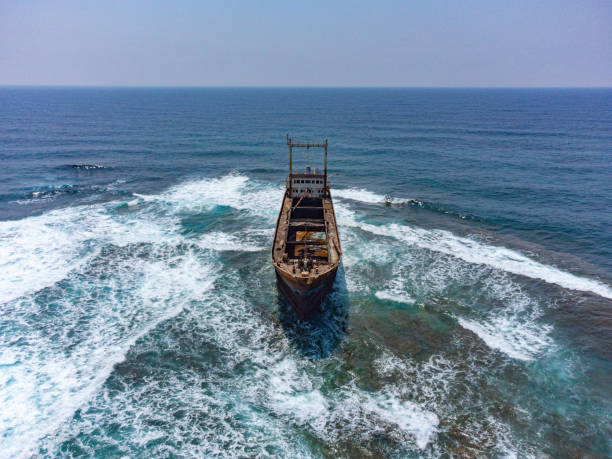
[[1, 0, 610, 87]]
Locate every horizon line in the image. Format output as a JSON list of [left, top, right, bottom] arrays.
[[1, 84, 611, 90]]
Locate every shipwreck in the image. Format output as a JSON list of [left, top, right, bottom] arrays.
[[272, 135, 342, 320]]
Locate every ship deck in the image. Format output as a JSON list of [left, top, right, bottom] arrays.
[[272, 191, 341, 281]]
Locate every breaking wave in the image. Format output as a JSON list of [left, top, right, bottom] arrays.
[[375, 290, 416, 304], [0, 211, 216, 456], [457, 316, 552, 361], [333, 187, 416, 205], [40, 274, 441, 456], [332, 187, 475, 220], [0, 174, 607, 456], [334, 186, 612, 300], [343, 219, 612, 300]]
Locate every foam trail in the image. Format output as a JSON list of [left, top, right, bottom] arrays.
[[333, 187, 414, 204], [457, 317, 552, 361], [342, 219, 555, 361], [0, 206, 170, 305], [43, 273, 441, 455], [0, 209, 93, 304], [375, 290, 415, 304], [358, 390, 439, 449], [0, 180, 225, 457], [0, 249, 216, 458], [157, 173, 283, 219], [346, 220, 612, 300]]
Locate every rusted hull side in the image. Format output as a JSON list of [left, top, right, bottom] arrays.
[[275, 265, 338, 320]]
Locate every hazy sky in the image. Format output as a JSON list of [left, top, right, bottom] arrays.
[[1, 0, 611, 87]]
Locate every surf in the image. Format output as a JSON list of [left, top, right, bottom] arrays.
[[0, 173, 608, 456]]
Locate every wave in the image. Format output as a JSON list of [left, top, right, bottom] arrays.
[[17, 174, 607, 302], [267, 356, 439, 451], [0, 207, 97, 304], [375, 290, 415, 305], [331, 183, 609, 361], [153, 174, 612, 300], [41, 271, 441, 456], [146, 173, 283, 219], [13, 182, 131, 206], [0, 245, 216, 457], [332, 184, 610, 300], [457, 316, 552, 361], [343, 219, 612, 300], [0, 206, 170, 304], [0, 174, 292, 456], [1, 176, 273, 456], [344, 229, 554, 361], [333, 187, 477, 221], [0, 173, 605, 455], [333, 187, 417, 205], [460, 273, 553, 361], [0, 174, 280, 306], [373, 353, 529, 455], [13, 184, 80, 204]]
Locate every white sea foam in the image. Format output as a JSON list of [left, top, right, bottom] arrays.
[[457, 316, 552, 362], [0, 177, 242, 456], [265, 361, 440, 450], [197, 229, 274, 252], [333, 187, 413, 205], [342, 218, 555, 361], [344, 220, 612, 300], [267, 358, 330, 432], [0, 209, 93, 304], [333, 188, 388, 204], [357, 389, 439, 449], [0, 247, 216, 458], [158, 173, 283, 219], [263, 352, 439, 449], [0, 206, 172, 305], [170, 176, 566, 362], [375, 290, 415, 304], [0, 174, 590, 456], [372, 353, 534, 455], [373, 353, 459, 408], [466, 273, 553, 361], [332, 184, 612, 299], [131, 192, 156, 202], [196, 231, 267, 252], [41, 263, 442, 455]]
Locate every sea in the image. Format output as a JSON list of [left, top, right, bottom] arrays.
[[0, 87, 611, 457]]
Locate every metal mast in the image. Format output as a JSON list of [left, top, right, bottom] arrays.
[[286, 134, 328, 190]]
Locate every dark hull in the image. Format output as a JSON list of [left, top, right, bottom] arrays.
[[275, 265, 338, 320]]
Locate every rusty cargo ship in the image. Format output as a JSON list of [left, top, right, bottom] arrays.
[[272, 135, 342, 320]]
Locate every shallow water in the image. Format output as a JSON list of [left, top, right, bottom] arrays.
[[0, 88, 611, 457]]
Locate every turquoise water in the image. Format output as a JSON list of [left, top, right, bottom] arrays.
[[0, 88, 611, 457]]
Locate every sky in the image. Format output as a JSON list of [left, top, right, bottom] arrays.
[[0, 0, 611, 87]]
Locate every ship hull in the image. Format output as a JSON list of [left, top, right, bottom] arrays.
[[275, 264, 338, 320]]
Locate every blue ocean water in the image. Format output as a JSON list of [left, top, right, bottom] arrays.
[[0, 87, 611, 457]]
